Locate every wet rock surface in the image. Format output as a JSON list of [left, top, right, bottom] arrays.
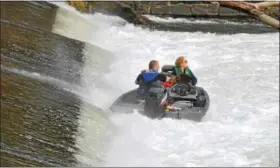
[[191, 3, 219, 16], [1, 1, 83, 166]]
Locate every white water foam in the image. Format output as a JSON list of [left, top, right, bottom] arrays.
[[1, 65, 81, 96], [51, 3, 279, 167], [144, 14, 264, 26], [101, 26, 279, 167]]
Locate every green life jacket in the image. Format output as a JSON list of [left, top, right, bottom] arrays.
[[174, 66, 192, 77]]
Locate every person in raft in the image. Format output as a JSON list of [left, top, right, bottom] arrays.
[[172, 56, 197, 86]]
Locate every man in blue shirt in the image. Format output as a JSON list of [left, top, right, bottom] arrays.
[[135, 60, 168, 98], [135, 60, 167, 84]]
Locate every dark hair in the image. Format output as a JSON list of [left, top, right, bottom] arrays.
[[148, 60, 158, 70]]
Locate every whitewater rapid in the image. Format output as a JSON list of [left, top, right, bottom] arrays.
[[51, 3, 279, 167]]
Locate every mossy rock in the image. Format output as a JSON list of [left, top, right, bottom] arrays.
[[88, 1, 119, 10], [66, 1, 88, 12], [264, 6, 279, 19]]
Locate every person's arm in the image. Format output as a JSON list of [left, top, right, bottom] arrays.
[[189, 70, 197, 85], [135, 70, 147, 85], [157, 73, 168, 82], [135, 74, 142, 85], [171, 67, 176, 76]]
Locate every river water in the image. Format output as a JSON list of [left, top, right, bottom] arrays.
[[1, 1, 279, 167]]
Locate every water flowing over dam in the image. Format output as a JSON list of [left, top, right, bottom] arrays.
[[1, 1, 279, 167]]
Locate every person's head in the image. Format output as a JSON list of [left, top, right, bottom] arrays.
[[148, 60, 160, 71], [175, 56, 188, 69]]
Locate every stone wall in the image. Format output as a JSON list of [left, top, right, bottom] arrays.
[[129, 1, 278, 19], [65, 1, 279, 19], [136, 2, 250, 17], [65, 1, 279, 26]]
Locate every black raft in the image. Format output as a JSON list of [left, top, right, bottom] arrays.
[[110, 65, 210, 121]]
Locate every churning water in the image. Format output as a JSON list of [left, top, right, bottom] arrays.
[[51, 3, 279, 166]]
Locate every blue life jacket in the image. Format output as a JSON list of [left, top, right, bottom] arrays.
[[141, 69, 159, 82], [137, 69, 159, 97]]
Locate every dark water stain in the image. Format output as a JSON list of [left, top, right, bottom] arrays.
[[1, 1, 57, 32], [1, 21, 85, 85], [1, 1, 113, 166], [0, 1, 87, 167], [1, 70, 80, 167]]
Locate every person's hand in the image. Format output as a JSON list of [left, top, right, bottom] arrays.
[[166, 76, 171, 81]]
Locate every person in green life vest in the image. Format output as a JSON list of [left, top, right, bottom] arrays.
[[172, 56, 198, 85]]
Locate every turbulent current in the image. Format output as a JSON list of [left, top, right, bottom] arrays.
[[51, 3, 279, 167], [2, 2, 279, 167]]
